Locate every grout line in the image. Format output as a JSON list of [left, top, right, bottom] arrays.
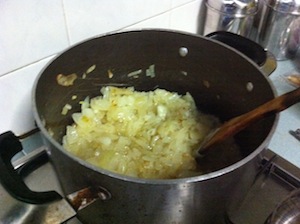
[[0, 54, 58, 78], [170, 0, 197, 9], [61, 0, 72, 46], [119, 10, 171, 31], [119, 0, 198, 31]]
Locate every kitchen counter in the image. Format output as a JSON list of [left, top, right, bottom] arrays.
[[268, 59, 300, 168]]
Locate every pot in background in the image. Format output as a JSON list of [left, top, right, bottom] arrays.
[[201, 0, 259, 38], [257, 0, 300, 60]]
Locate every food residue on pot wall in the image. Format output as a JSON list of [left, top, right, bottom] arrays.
[[56, 73, 78, 86]]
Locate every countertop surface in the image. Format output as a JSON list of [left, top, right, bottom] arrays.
[[268, 59, 300, 168]]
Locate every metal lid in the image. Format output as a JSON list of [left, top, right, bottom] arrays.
[[264, 0, 300, 15], [206, 0, 258, 16]]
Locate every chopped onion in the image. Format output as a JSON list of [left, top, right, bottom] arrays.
[[56, 73, 77, 86], [61, 104, 72, 115], [146, 64, 155, 78], [86, 64, 96, 74], [62, 86, 219, 179]]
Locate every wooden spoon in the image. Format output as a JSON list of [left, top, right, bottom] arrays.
[[197, 87, 300, 157]]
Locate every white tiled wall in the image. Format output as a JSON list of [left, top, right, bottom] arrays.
[[0, 0, 203, 136]]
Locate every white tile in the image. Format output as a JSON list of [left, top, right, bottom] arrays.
[[123, 12, 170, 30], [170, 0, 203, 34], [0, 56, 55, 136], [171, 0, 198, 8], [0, 0, 69, 75], [63, 0, 172, 44]]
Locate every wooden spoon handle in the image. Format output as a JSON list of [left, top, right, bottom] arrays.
[[201, 87, 300, 152]]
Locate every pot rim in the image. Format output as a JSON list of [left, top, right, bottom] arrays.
[[32, 28, 279, 185]]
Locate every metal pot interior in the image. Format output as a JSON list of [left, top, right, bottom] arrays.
[[33, 29, 277, 174]]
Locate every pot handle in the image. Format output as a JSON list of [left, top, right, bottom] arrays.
[[0, 131, 62, 204], [205, 31, 277, 76]]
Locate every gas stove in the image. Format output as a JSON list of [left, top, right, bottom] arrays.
[[1, 60, 300, 224]]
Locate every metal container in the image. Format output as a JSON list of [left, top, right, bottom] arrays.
[[0, 30, 278, 224], [257, 0, 300, 60], [201, 0, 258, 38]]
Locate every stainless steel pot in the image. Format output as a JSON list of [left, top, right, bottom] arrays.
[[201, 0, 259, 38], [257, 0, 300, 60], [0, 30, 278, 223]]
